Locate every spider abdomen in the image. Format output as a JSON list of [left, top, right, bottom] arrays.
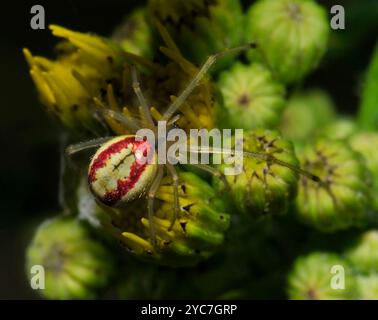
[[88, 135, 157, 207]]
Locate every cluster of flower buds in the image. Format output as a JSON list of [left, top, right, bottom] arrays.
[[23, 0, 378, 300], [96, 172, 230, 266], [26, 217, 114, 299], [288, 229, 378, 300]]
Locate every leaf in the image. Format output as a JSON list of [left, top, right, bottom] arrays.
[[358, 42, 378, 130]]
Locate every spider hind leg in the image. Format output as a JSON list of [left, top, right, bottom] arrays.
[[146, 166, 164, 246], [166, 164, 181, 231]]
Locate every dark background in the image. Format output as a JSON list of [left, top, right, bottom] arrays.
[[0, 0, 376, 299]]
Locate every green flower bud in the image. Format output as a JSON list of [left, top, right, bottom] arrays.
[[355, 274, 378, 300], [216, 62, 286, 130], [219, 129, 300, 216], [101, 172, 230, 267], [26, 216, 114, 299], [349, 132, 378, 212], [295, 140, 370, 232], [112, 8, 155, 59], [288, 252, 357, 300], [346, 230, 378, 274], [321, 117, 358, 141], [149, 0, 245, 73], [23, 25, 125, 133], [245, 0, 329, 84], [280, 89, 336, 144]]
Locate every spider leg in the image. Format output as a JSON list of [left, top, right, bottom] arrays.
[[65, 137, 113, 156], [191, 164, 231, 192], [98, 108, 141, 133], [166, 164, 180, 231], [188, 146, 322, 184], [131, 65, 154, 128], [147, 166, 164, 245], [59, 133, 71, 213], [162, 43, 257, 121]]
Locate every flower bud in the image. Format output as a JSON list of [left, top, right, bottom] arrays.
[[280, 89, 336, 144], [295, 140, 370, 232], [219, 129, 300, 216], [288, 252, 357, 300], [101, 171, 230, 267], [245, 0, 329, 84], [112, 8, 155, 59], [349, 132, 378, 212], [321, 117, 358, 141], [26, 216, 114, 299], [355, 274, 378, 300], [216, 62, 285, 130], [346, 230, 378, 274], [149, 0, 245, 73]]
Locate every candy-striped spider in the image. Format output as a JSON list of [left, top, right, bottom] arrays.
[[67, 44, 320, 242]]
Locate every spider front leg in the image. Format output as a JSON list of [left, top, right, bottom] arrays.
[[65, 137, 113, 156], [188, 145, 323, 184], [162, 43, 257, 121], [166, 164, 181, 231], [147, 165, 164, 245], [131, 65, 154, 128], [191, 163, 231, 193]]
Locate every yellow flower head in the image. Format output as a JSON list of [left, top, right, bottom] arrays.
[[23, 25, 126, 133], [24, 24, 215, 135]]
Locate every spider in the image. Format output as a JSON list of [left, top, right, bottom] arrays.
[[67, 44, 321, 243]]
